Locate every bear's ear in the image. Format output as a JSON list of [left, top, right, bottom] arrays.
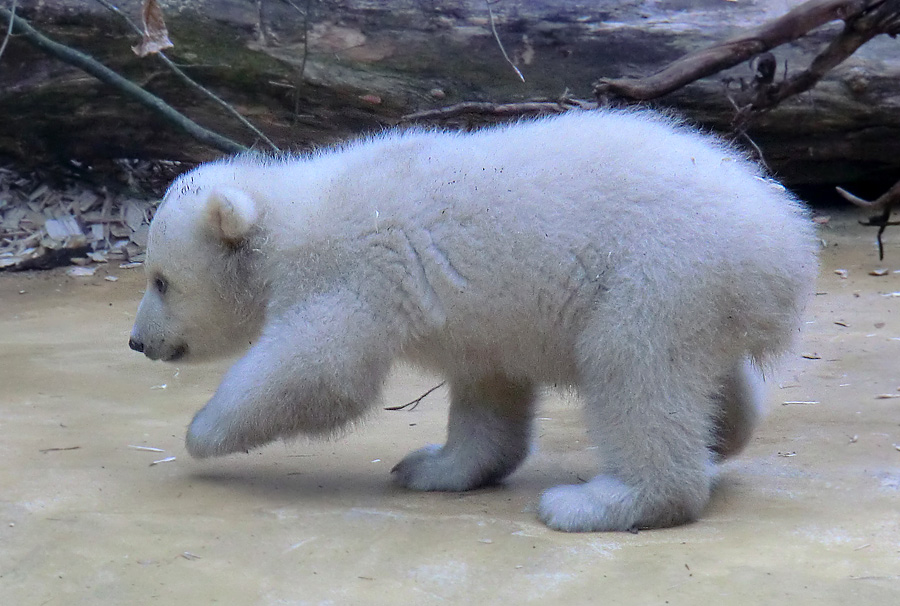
[[204, 187, 258, 244]]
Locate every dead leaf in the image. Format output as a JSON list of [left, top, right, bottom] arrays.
[[834, 269, 848, 279], [132, 0, 174, 57], [812, 215, 831, 224]]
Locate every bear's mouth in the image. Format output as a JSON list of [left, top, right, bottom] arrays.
[[164, 344, 188, 362]]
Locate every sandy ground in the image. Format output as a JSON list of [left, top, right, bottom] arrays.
[[0, 211, 898, 605]]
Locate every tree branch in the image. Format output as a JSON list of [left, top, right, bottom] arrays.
[[748, 0, 900, 112], [593, 0, 876, 101], [0, 0, 16, 62], [402, 99, 593, 123], [0, 7, 247, 155], [92, 0, 279, 152]]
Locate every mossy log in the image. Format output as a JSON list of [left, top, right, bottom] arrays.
[[2, 0, 900, 187]]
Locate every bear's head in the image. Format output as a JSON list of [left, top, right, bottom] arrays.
[[129, 177, 267, 363]]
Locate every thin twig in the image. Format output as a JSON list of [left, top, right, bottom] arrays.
[[0, 7, 247, 155], [280, 0, 313, 116], [39, 446, 81, 453], [0, 0, 16, 61], [92, 0, 279, 151], [486, 0, 525, 82], [385, 382, 446, 411]]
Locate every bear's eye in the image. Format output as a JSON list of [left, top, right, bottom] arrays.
[[153, 275, 169, 296]]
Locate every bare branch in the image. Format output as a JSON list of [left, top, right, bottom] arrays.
[[746, 0, 900, 113], [0, 0, 16, 62], [486, 0, 525, 83], [92, 0, 279, 152], [836, 180, 900, 260], [593, 0, 874, 101], [403, 99, 593, 122], [836, 180, 900, 211], [0, 7, 247, 155], [279, 0, 313, 115], [385, 382, 446, 411]]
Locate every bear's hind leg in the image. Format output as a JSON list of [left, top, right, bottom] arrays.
[[392, 375, 534, 491], [539, 357, 715, 532], [711, 357, 766, 461]]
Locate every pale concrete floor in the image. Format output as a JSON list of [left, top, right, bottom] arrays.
[[1, 212, 898, 605]]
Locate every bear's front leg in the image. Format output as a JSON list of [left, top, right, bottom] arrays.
[[392, 375, 535, 491], [186, 295, 392, 458]]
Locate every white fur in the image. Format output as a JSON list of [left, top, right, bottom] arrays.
[[129, 110, 818, 532]]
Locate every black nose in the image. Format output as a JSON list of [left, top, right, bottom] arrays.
[[129, 337, 144, 353]]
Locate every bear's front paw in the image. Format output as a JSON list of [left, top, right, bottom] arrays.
[[392, 444, 489, 492], [185, 407, 245, 459]]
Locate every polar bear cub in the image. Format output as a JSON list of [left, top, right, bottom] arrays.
[[129, 110, 817, 532]]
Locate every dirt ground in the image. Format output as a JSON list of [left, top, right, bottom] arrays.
[[0, 211, 898, 605]]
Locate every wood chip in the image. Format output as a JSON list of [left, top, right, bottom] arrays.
[[869, 268, 889, 276], [123, 200, 148, 231], [45, 216, 83, 240], [801, 353, 821, 360], [149, 456, 176, 466], [66, 266, 96, 277], [834, 269, 848, 278], [875, 394, 900, 399]]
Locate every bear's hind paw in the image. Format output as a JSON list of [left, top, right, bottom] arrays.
[[538, 476, 704, 532]]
